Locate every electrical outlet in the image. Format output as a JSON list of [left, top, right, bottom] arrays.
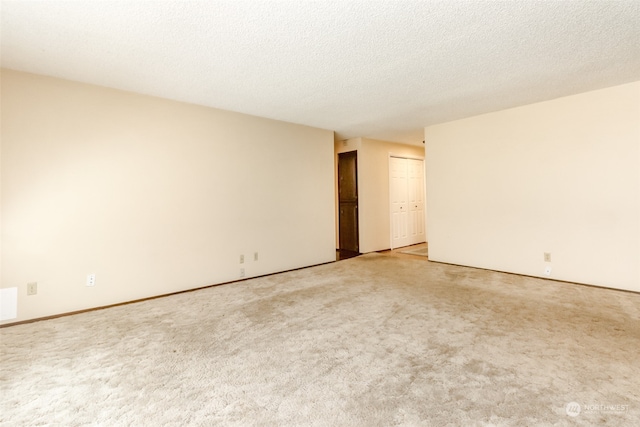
[[86, 274, 96, 287], [544, 252, 551, 262], [254, 252, 259, 261], [240, 268, 245, 278], [240, 254, 244, 264], [544, 266, 552, 276], [27, 282, 38, 296]]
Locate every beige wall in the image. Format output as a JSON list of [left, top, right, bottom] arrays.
[[425, 81, 640, 292], [335, 137, 424, 253], [1, 69, 336, 324]]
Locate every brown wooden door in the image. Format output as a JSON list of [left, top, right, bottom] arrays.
[[338, 151, 359, 252]]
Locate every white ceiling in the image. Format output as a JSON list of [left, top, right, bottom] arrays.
[[2, 1, 639, 145]]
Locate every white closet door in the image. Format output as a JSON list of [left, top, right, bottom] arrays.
[[408, 158, 425, 245], [390, 157, 425, 249], [390, 156, 410, 248]]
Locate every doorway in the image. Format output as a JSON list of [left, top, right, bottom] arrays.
[[390, 156, 425, 249], [338, 151, 359, 254]]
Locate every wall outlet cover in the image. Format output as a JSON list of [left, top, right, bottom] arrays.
[[27, 282, 38, 296]]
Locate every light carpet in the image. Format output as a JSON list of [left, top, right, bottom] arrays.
[[1, 253, 639, 426]]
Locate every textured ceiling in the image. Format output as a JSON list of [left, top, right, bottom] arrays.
[[2, 1, 639, 144]]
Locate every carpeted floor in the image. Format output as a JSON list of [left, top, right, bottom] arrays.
[[1, 253, 638, 426]]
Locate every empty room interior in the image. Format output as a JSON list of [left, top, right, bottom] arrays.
[[1, 1, 639, 425]]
